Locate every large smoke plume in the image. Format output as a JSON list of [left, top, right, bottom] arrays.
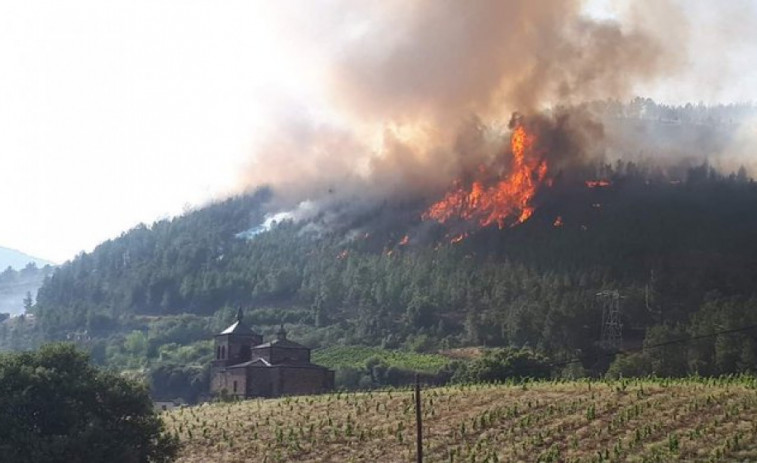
[[239, 1, 752, 229]]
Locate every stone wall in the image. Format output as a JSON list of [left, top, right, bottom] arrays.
[[274, 367, 334, 396], [210, 368, 248, 398], [246, 366, 274, 397]]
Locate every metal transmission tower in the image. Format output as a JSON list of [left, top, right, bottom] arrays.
[[597, 290, 623, 351]]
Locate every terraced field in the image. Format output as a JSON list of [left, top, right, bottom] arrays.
[[165, 377, 757, 462]]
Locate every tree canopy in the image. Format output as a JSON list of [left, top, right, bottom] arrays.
[[0, 343, 178, 463]]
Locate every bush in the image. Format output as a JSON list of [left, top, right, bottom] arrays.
[[334, 366, 362, 389], [452, 347, 552, 383], [606, 352, 652, 379]]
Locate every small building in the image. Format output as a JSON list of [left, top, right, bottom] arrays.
[[210, 309, 334, 398]]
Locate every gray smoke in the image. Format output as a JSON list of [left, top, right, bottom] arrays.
[[238, 1, 754, 224]]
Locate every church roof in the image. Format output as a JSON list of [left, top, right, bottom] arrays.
[[226, 357, 329, 370], [227, 358, 272, 368], [247, 323, 305, 349], [219, 320, 256, 335], [217, 307, 259, 336], [252, 338, 308, 349]]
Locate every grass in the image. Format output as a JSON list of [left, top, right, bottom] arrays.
[[165, 376, 757, 462], [312, 345, 450, 373]]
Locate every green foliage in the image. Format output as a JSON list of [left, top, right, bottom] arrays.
[[9, 143, 757, 403], [453, 347, 551, 383], [606, 352, 652, 379], [313, 346, 449, 373], [149, 361, 209, 403], [125, 330, 149, 357], [0, 343, 178, 463], [316, 346, 451, 388], [643, 324, 689, 377]]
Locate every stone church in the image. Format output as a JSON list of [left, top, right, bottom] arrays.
[[210, 309, 334, 398]]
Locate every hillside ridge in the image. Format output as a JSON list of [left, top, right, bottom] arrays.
[[0, 246, 54, 270]]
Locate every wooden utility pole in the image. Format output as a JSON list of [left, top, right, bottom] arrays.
[[415, 374, 423, 463]]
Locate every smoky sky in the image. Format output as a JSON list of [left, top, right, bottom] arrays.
[[240, 0, 753, 217]]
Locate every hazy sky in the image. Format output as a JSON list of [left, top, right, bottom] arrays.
[[1, 0, 755, 263]]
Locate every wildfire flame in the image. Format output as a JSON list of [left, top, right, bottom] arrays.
[[553, 216, 563, 227], [585, 179, 611, 188], [398, 235, 409, 246], [450, 233, 467, 244], [423, 121, 548, 229]]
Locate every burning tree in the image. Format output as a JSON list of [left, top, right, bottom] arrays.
[[423, 114, 549, 233]]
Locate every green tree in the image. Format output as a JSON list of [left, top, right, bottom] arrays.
[[22, 291, 33, 312], [0, 344, 178, 463], [454, 347, 551, 383], [644, 324, 688, 377]]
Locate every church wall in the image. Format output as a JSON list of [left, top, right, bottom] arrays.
[[269, 347, 310, 364], [215, 333, 260, 365], [274, 367, 334, 396], [246, 366, 275, 397], [210, 368, 247, 398], [249, 347, 271, 363]]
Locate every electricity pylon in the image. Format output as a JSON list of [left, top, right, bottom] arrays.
[[597, 289, 622, 351]]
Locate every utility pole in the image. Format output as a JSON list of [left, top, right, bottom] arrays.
[[415, 374, 423, 463], [597, 289, 623, 352]]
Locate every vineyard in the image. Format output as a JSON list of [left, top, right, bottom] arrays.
[[312, 346, 450, 373], [165, 377, 757, 462]]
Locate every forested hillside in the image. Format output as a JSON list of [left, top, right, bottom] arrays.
[[5, 102, 757, 401], [11, 165, 757, 398]]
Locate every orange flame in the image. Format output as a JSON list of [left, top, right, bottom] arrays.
[[398, 235, 409, 246], [450, 233, 467, 244], [553, 216, 563, 227], [585, 180, 611, 188], [423, 122, 548, 228]]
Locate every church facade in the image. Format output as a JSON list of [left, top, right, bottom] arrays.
[[210, 310, 334, 398]]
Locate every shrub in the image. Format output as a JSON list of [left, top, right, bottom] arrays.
[[452, 347, 551, 383]]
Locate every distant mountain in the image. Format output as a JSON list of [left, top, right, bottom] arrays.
[[0, 246, 54, 271]]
